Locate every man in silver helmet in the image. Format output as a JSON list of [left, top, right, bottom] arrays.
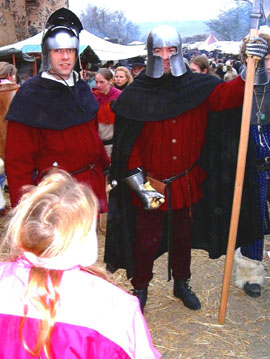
[[5, 8, 110, 212], [105, 25, 268, 313], [146, 25, 187, 78], [234, 28, 270, 299]]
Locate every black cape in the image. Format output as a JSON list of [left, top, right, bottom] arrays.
[[105, 70, 263, 279], [6, 74, 99, 130]]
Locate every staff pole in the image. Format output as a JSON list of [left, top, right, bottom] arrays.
[[218, 0, 265, 325]]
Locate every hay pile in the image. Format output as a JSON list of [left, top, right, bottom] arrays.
[[0, 190, 269, 358], [98, 232, 270, 359]]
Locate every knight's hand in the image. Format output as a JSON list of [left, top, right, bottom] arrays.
[[142, 181, 165, 209], [122, 169, 165, 210], [245, 36, 268, 60]]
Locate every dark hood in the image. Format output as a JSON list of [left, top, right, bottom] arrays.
[[6, 74, 99, 130], [113, 68, 222, 121]]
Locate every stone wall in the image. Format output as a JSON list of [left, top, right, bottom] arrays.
[[0, 0, 68, 46]]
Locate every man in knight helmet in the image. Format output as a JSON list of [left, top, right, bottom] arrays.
[[105, 24, 269, 314], [5, 8, 110, 213], [234, 27, 270, 299]]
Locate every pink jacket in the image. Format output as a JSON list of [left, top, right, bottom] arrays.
[[0, 260, 161, 359]]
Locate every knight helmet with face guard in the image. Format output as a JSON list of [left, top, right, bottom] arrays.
[[146, 25, 187, 78]]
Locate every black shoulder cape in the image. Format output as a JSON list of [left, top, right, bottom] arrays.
[[6, 74, 99, 130], [110, 69, 222, 180], [113, 68, 221, 121], [105, 73, 263, 278]]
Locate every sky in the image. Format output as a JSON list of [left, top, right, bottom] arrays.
[[68, 0, 236, 23]]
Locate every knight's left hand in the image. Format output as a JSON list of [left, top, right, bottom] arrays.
[[245, 36, 268, 60]]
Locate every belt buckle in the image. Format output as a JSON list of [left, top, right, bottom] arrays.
[[265, 157, 270, 164]]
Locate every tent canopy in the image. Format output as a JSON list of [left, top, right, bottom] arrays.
[[0, 29, 146, 62], [0, 47, 36, 62], [204, 33, 218, 45], [187, 40, 242, 55]]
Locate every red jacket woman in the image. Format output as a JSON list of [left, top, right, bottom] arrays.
[[92, 68, 121, 158]]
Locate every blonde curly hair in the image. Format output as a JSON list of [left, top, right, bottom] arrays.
[[1, 168, 99, 358]]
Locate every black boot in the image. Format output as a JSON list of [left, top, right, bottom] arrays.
[[243, 282, 261, 297], [133, 288, 148, 312], [173, 279, 201, 310]]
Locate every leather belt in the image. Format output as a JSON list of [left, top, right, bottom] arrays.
[[71, 163, 95, 175], [162, 163, 196, 184], [103, 139, 113, 146]]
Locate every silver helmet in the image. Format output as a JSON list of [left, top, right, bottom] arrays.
[[40, 8, 83, 72], [146, 25, 187, 78]]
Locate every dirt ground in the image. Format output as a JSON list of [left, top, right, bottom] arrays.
[[97, 231, 270, 359], [0, 193, 269, 359]]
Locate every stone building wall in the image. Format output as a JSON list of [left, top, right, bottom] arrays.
[[0, 0, 68, 46]]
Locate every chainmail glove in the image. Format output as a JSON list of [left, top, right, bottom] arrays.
[[245, 36, 268, 60]]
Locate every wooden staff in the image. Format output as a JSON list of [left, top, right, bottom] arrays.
[[218, 0, 266, 325]]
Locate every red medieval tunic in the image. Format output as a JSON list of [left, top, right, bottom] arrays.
[[5, 74, 110, 212], [104, 70, 262, 278], [5, 120, 109, 211], [127, 75, 245, 210]]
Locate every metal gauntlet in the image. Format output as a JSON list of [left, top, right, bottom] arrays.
[[122, 169, 165, 210], [241, 58, 269, 85], [245, 36, 268, 60], [240, 36, 269, 85]]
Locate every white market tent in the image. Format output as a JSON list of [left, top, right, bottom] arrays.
[[187, 37, 242, 55], [0, 29, 147, 62], [192, 41, 242, 55]]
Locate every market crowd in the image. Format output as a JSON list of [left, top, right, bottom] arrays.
[[0, 6, 269, 358]]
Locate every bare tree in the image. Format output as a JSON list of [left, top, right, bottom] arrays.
[[205, 2, 252, 41], [80, 5, 140, 44]]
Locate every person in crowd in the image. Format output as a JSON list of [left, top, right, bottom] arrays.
[[81, 69, 92, 85], [216, 61, 226, 79], [234, 29, 270, 298], [0, 62, 17, 160], [82, 64, 99, 88], [104, 25, 267, 312], [92, 68, 121, 232], [92, 68, 121, 158], [105, 60, 115, 71], [130, 56, 146, 78], [0, 62, 18, 213], [223, 60, 238, 81], [4, 8, 110, 213], [19, 72, 31, 85], [189, 55, 220, 78], [233, 60, 243, 74], [113, 66, 133, 90], [210, 61, 217, 71], [0, 168, 161, 359]]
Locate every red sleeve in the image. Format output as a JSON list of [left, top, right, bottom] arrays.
[[5, 122, 39, 207], [208, 75, 245, 111]]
